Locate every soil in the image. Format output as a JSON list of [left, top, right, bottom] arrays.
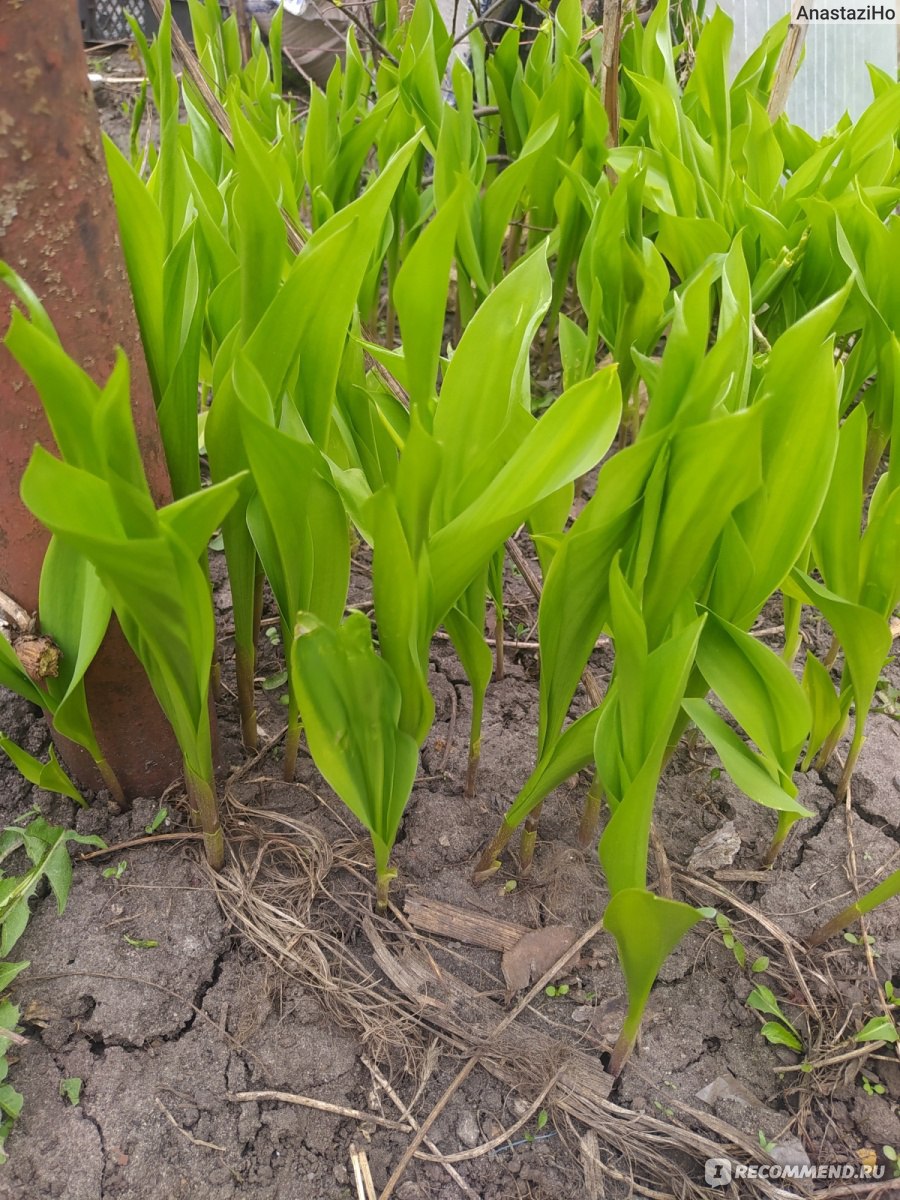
[[1, 48, 898, 1200], [1, 533, 898, 1200]]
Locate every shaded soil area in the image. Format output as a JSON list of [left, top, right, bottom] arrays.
[[0, 537, 898, 1200]]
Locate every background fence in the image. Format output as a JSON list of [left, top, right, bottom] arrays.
[[715, 1, 898, 134]]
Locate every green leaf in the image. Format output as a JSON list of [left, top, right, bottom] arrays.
[[123, 936, 158, 950], [759, 1021, 803, 1052], [747, 984, 799, 1031], [394, 189, 462, 413], [262, 670, 288, 692], [696, 613, 810, 776], [145, 808, 167, 834], [429, 367, 622, 622], [0, 963, 29, 994], [682, 699, 812, 820], [604, 889, 705, 1060], [60, 1077, 83, 1105], [291, 612, 419, 878], [855, 1016, 898, 1044], [801, 651, 841, 770], [431, 248, 552, 527], [39, 538, 112, 765], [0, 737, 83, 806]]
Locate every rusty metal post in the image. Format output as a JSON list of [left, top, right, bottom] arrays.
[[0, 0, 183, 800]]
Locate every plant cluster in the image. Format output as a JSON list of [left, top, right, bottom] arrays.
[[1, 0, 898, 1078]]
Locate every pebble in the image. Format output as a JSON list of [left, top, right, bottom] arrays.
[[456, 1109, 481, 1148]]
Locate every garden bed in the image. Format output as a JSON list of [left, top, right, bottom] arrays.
[[0, 535, 897, 1200]]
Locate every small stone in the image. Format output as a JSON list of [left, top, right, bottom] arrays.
[[456, 1109, 480, 1148], [396, 1184, 425, 1200], [688, 821, 741, 871], [333, 1164, 348, 1186]]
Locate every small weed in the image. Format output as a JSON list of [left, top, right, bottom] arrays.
[[715, 912, 746, 968], [102, 861, 128, 880], [872, 677, 899, 720], [59, 1078, 82, 1106], [746, 985, 803, 1052], [144, 808, 167, 835], [261, 669, 288, 691], [544, 984, 570, 998], [861, 1074, 886, 1097], [123, 935, 158, 950], [758, 1130, 776, 1154]]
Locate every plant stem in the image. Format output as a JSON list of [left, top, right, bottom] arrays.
[[504, 221, 522, 273], [781, 591, 803, 664], [472, 820, 515, 883], [823, 634, 840, 670], [607, 1015, 638, 1078], [767, 20, 807, 120], [814, 710, 848, 773], [385, 231, 400, 351], [836, 725, 864, 800], [372, 839, 395, 912], [375, 870, 392, 912], [494, 606, 505, 681], [233, 0, 251, 65], [762, 810, 795, 867], [807, 869, 900, 948], [519, 800, 543, 875], [235, 642, 258, 752], [465, 687, 485, 800], [283, 688, 301, 782], [237, 570, 265, 752], [185, 763, 224, 871], [600, 0, 624, 150], [577, 774, 603, 850], [96, 757, 126, 811]]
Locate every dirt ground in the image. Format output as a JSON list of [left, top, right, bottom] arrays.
[[1, 47, 898, 1200], [0, 530, 898, 1200]]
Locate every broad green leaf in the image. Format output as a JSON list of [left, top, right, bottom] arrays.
[[801, 651, 841, 770], [291, 611, 419, 878], [786, 572, 891, 743], [429, 367, 622, 621], [696, 613, 810, 775], [39, 539, 111, 763], [682, 698, 813, 820], [394, 189, 462, 413], [505, 707, 603, 831], [759, 1021, 803, 1052], [0, 738, 82, 805], [856, 1016, 898, 1044], [604, 889, 704, 1061], [432, 248, 552, 526]]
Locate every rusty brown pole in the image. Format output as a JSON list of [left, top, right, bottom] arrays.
[[0, 0, 183, 801]]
